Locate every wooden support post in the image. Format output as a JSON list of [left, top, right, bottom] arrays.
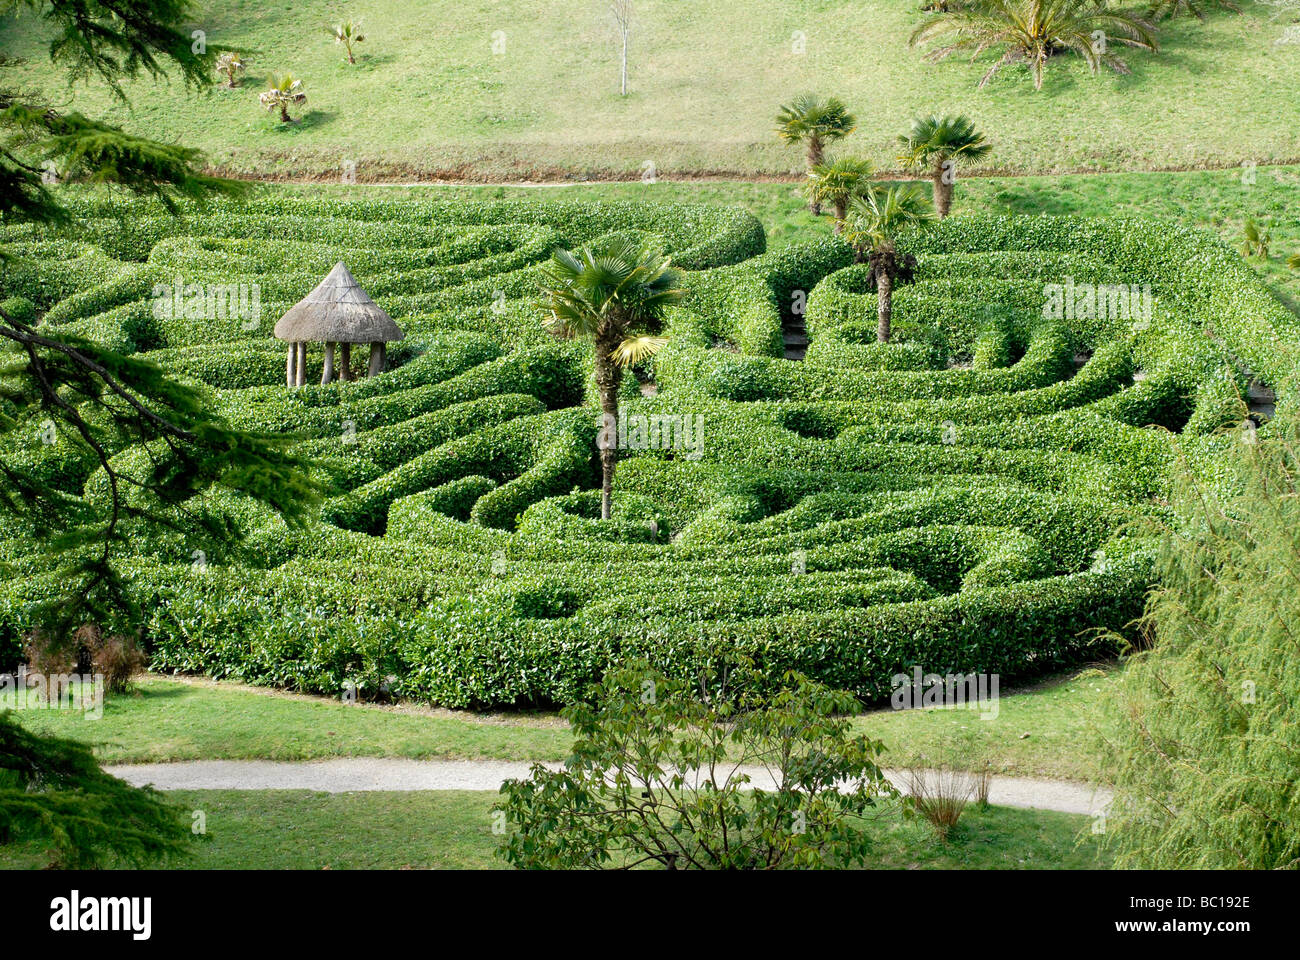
[[321, 342, 335, 385], [295, 342, 307, 387], [286, 344, 296, 388], [339, 342, 353, 382], [368, 341, 386, 377]]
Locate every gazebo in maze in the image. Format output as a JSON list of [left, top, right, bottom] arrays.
[[275, 261, 404, 386]]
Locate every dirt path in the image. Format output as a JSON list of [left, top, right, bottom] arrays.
[[106, 758, 1112, 816]]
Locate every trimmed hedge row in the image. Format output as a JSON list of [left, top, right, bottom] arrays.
[[10, 200, 1298, 711]]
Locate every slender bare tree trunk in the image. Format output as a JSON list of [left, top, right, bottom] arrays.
[[876, 267, 893, 343], [592, 337, 623, 521], [621, 33, 628, 95]]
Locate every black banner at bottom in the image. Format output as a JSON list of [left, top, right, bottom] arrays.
[[0, 868, 1290, 946]]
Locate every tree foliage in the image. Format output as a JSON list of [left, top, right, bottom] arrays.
[[896, 113, 990, 218], [0, 711, 192, 868], [0, 0, 317, 869], [1100, 412, 1300, 869], [807, 156, 874, 231], [258, 73, 307, 122], [537, 236, 684, 519], [495, 665, 894, 869], [844, 184, 933, 342], [775, 94, 857, 213], [910, 0, 1159, 89]]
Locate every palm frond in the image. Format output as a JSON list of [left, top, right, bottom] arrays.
[[611, 336, 669, 367]]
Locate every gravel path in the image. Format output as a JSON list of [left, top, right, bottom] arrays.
[[106, 758, 1112, 816]]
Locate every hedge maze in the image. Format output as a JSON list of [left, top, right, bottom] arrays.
[[2, 195, 1294, 708]]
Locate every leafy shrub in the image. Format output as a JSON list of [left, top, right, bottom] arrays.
[[495, 664, 894, 869]]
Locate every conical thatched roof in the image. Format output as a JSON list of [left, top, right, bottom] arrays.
[[274, 262, 405, 343]]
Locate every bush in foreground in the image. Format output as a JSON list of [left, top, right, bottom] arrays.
[[494, 665, 893, 869]]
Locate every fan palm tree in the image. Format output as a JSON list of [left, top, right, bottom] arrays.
[[844, 185, 935, 343], [807, 157, 875, 232], [259, 73, 307, 122], [897, 114, 991, 218], [333, 20, 366, 64], [775, 95, 857, 213], [910, 0, 1159, 90], [1240, 217, 1271, 260], [214, 51, 247, 88], [538, 238, 686, 520]]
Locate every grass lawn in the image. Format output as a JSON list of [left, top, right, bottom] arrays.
[[0, 790, 1110, 870], [853, 666, 1117, 782], [0, 3, 1296, 178], [2, 666, 1116, 781], [0, 675, 572, 764]]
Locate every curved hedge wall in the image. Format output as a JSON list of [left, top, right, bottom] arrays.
[[2, 201, 1294, 708]]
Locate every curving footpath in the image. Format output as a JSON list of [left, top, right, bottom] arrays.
[[105, 758, 1112, 816]]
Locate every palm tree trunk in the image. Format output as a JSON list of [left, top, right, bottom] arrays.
[[280, 102, 290, 123], [933, 159, 953, 219], [833, 198, 846, 233], [807, 137, 824, 214], [876, 268, 893, 344], [593, 341, 623, 521]]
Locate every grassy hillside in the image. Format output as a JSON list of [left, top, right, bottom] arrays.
[[1, 2, 1297, 178]]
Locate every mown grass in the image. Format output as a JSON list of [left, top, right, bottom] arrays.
[[0, 790, 1110, 870], [0, 3, 1296, 177], [853, 666, 1118, 782], [2, 666, 1115, 780], [0, 676, 572, 764]]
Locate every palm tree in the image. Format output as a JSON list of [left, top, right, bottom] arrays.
[[775, 94, 857, 213], [538, 237, 686, 520], [843, 185, 935, 343], [1240, 217, 1271, 260], [214, 51, 247, 88], [259, 73, 307, 122], [910, 0, 1159, 90], [333, 20, 366, 64], [807, 157, 875, 233], [897, 114, 991, 218]]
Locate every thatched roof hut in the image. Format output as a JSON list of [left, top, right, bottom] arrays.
[[274, 261, 405, 386]]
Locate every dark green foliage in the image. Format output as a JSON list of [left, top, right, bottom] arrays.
[[0, 711, 190, 868], [495, 664, 893, 869], [5, 194, 1293, 717]]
